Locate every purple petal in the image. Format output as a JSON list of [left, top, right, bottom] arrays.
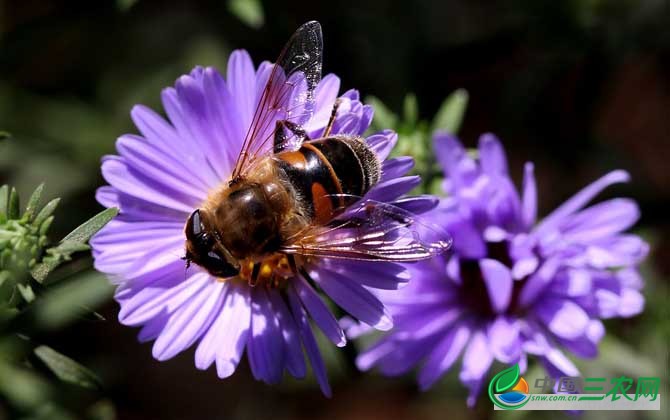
[[549, 269, 592, 297], [194, 282, 251, 378], [247, 287, 285, 384], [152, 280, 224, 361], [287, 286, 332, 397], [391, 195, 439, 214], [356, 337, 395, 371], [312, 268, 393, 331], [366, 130, 397, 161], [173, 74, 231, 180], [101, 157, 196, 213], [137, 313, 169, 343], [536, 298, 589, 340], [118, 271, 209, 326], [268, 290, 306, 378], [292, 275, 346, 347], [480, 258, 513, 313], [304, 73, 341, 134], [381, 156, 414, 181], [560, 198, 640, 242], [365, 176, 421, 203], [542, 347, 580, 377], [433, 132, 478, 188], [91, 220, 184, 274], [459, 330, 494, 407], [377, 336, 440, 377], [519, 257, 560, 307], [116, 135, 210, 198], [418, 324, 471, 390], [618, 288, 644, 317], [441, 213, 486, 259], [478, 133, 508, 175], [521, 162, 537, 229], [326, 260, 410, 290], [532, 170, 631, 239], [227, 50, 256, 132], [487, 316, 522, 363], [394, 307, 461, 341], [129, 105, 220, 187]]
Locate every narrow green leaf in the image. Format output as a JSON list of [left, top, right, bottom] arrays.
[[0, 360, 54, 410], [54, 242, 91, 255], [34, 345, 101, 389], [8, 187, 19, 220], [0, 131, 10, 140], [33, 271, 113, 330], [33, 198, 60, 228], [365, 95, 398, 131], [227, 0, 265, 29], [23, 183, 45, 222], [16, 283, 35, 303], [402, 93, 418, 127], [0, 185, 7, 223], [432, 88, 469, 134], [61, 207, 119, 245]]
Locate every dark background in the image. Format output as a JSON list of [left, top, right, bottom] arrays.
[[1, 0, 668, 419]]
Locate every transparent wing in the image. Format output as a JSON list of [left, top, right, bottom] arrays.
[[231, 21, 323, 180], [281, 197, 452, 261]]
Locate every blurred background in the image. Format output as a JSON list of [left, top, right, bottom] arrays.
[[0, 0, 668, 419]]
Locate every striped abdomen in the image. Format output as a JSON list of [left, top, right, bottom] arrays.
[[274, 135, 380, 224]]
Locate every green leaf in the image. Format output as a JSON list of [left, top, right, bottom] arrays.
[[402, 93, 418, 127], [0, 131, 11, 141], [227, 0, 264, 29], [87, 399, 117, 420], [32, 271, 113, 330], [116, 0, 137, 12], [23, 183, 45, 222], [0, 360, 54, 410], [34, 345, 101, 390], [61, 207, 119, 245], [365, 95, 398, 131], [33, 198, 60, 228], [17, 283, 35, 303], [0, 184, 8, 223], [8, 187, 19, 220], [493, 364, 520, 393], [31, 208, 118, 282], [432, 88, 469, 134]]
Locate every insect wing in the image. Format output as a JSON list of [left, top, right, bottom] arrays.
[[231, 21, 323, 179], [281, 198, 452, 261]]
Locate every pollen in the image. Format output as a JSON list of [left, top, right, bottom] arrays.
[[238, 253, 294, 288]]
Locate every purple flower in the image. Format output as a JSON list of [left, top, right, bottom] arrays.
[[90, 50, 432, 396], [355, 132, 648, 406]]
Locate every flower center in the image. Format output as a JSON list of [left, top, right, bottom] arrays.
[[458, 241, 527, 318], [237, 253, 293, 288]]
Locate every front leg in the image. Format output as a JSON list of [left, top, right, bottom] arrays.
[[273, 120, 311, 153]]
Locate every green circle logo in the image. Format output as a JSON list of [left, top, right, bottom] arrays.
[[488, 364, 531, 410]]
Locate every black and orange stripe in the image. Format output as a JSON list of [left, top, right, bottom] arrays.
[[274, 135, 380, 224]]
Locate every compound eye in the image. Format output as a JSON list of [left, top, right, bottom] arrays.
[[205, 250, 239, 278], [190, 209, 203, 235]]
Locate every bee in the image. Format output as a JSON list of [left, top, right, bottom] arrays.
[[184, 21, 450, 286]]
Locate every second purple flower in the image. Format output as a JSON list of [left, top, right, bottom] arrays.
[[356, 132, 648, 406]]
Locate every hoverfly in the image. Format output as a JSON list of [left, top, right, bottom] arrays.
[[184, 21, 451, 286]]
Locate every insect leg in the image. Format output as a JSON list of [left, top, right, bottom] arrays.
[[322, 98, 343, 138], [249, 262, 261, 287], [273, 120, 311, 153]]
